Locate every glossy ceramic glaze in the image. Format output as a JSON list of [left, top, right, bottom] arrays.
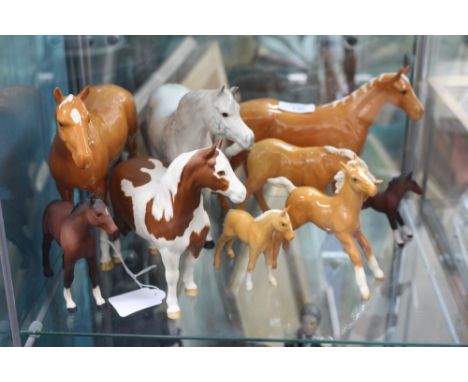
[[363, 172, 423, 246], [42, 199, 118, 312], [270, 157, 384, 300], [214, 208, 294, 291], [108, 143, 246, 319], [229, 66, 424, 171], [49, 84, 138, 201], [241, 138, 361, 211]]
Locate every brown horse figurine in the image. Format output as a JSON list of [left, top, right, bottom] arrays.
[[42, 198, 118, 312], [228, 66, 424, 170], [363, 172, 423, 246], [240, 138, 373, 211], [49, 84, 137, 270], [109, 143, 246, 319], [270, 157, 384, 300], [214, 208, 295, 291]]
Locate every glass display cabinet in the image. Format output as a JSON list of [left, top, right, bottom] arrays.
[[0, 35, 467, 346]]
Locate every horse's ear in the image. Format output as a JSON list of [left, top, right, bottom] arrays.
[[406, 171, 413, 179], [282, 206, 290, 215], [217, 85, 225, 97], [402, 65, 410, 74], [391, 66, 410, 82], [230, 86, 239, 95], [53, 87, 64, 104], [78, 85, 90, 100], [205, 142, 218, 159], [214, 139, 223, 149]]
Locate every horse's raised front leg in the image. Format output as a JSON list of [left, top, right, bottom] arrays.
[[396, 211, 412, 238], [160, 249, 182, 320], [387, 212, 404, 246], [183, 253, 198, 296], [86, 256, 106, 307], [246, 247, 261, 291], [63, 262, 77, 312], [355, 229, 384, 281], [335, 232, 370, 300]]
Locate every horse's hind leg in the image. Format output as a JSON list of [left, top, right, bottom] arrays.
[[63, 262, 77, 312], [183, 254, 198, 296], [86, 256, 105, 306], [42, 234, 53, 277], [336, 232, 370, 300], [396, 211, 412, 238], [213, 234, 229, 268], [355, 229, 384, 281], [387, 213, 404, 246], [254, 188, 271, 212], [56, 183, 74, 202]]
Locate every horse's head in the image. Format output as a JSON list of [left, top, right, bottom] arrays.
[[395, 172, 423, 196], [379, 66, 424, 121], [86, 198, 119, 238], [272, 208, 295, 241], [191, 142, 246, 204], [53, 86, 93, 170], [211, 86, 254, 150], [337, 158, 381, 198]]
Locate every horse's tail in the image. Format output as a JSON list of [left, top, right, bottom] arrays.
[[268, 177, 296, 193]]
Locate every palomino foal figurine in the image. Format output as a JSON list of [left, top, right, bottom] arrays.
[[109, 142, 246, 319], [214, 208, 295, 291], [229, 66, 424, 171], [42, 198, 118, 312], [240, 138, 372, 211], [363, 172, 423, 246], [50, 85, 138, 270], [270, 158, 384, 300], [146, 84, 254, 247]]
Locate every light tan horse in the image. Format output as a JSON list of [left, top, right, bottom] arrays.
[[240, 138, 364, 211], [214, 208, 295, 291], [270, 158, 383, 300], [229, 66, 424, 171]]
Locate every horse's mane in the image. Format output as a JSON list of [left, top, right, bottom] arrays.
[[69, 199, 90, 215], [254, 209, 282, 221]]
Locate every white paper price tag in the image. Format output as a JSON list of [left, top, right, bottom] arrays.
[[278, 101, 316, 113], [108, 287, 166, 317]]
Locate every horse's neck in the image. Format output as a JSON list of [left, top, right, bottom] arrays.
[[175, 93, 210, 133], [349, 83, 388, 128], [386, 183, 406, 202], [334, 181, 365, 214]]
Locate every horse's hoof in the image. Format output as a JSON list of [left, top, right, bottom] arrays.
[[213, 260, 221, 269], [44, 268, 54, 278], [396, 241, 405, 247], [185, 288, 198, 297], [360, 288, 370, 300], [100, 261, 114, 271], [227, 250, 235, 258], [167, 310, 181, 320], [67, 306, 78, 313], [148, 247, 159, 256], [246, 282, 253, 291], [269, 277, 278, 287], [374, 270, 385, 281], [204, 240, 215, 249]]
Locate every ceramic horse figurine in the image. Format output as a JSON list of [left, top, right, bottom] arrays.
[[146, 83, 255, 247], [228, 66, 424, 171], [214, 208, 295, 291], [42, 198, 118, 312], [270, 158, 384, 300], [49, 85, 138, 270], [240, 138, 375, 211], [109, 142, 246, 319], [363, 172, 423, 246]]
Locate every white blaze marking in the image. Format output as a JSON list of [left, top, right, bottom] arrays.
[[70, 108, 81, 123]]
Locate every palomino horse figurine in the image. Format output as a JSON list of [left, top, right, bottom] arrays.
[[228, 66, 424, 170], [109, 142, 246, 319], [363, 172, 423, 246], [240, 138, 375, 211], [42, 198, 118, 312], [146, 84, 254, 247], [50, 84, 138, 270], [214, 208, 295, 291], [270, 158, 384, 300]]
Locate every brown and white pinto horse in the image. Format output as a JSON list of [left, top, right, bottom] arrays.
[[109, 143, 246, 319], [50, 84, 138, 269], [228, 66, 424, 170]]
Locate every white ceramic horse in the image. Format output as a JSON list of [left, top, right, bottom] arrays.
[[146, 84, 255, 245]]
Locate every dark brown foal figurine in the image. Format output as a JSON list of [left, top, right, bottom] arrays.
[[363, 172, 423, 246], [42, 198, 118, 312]]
